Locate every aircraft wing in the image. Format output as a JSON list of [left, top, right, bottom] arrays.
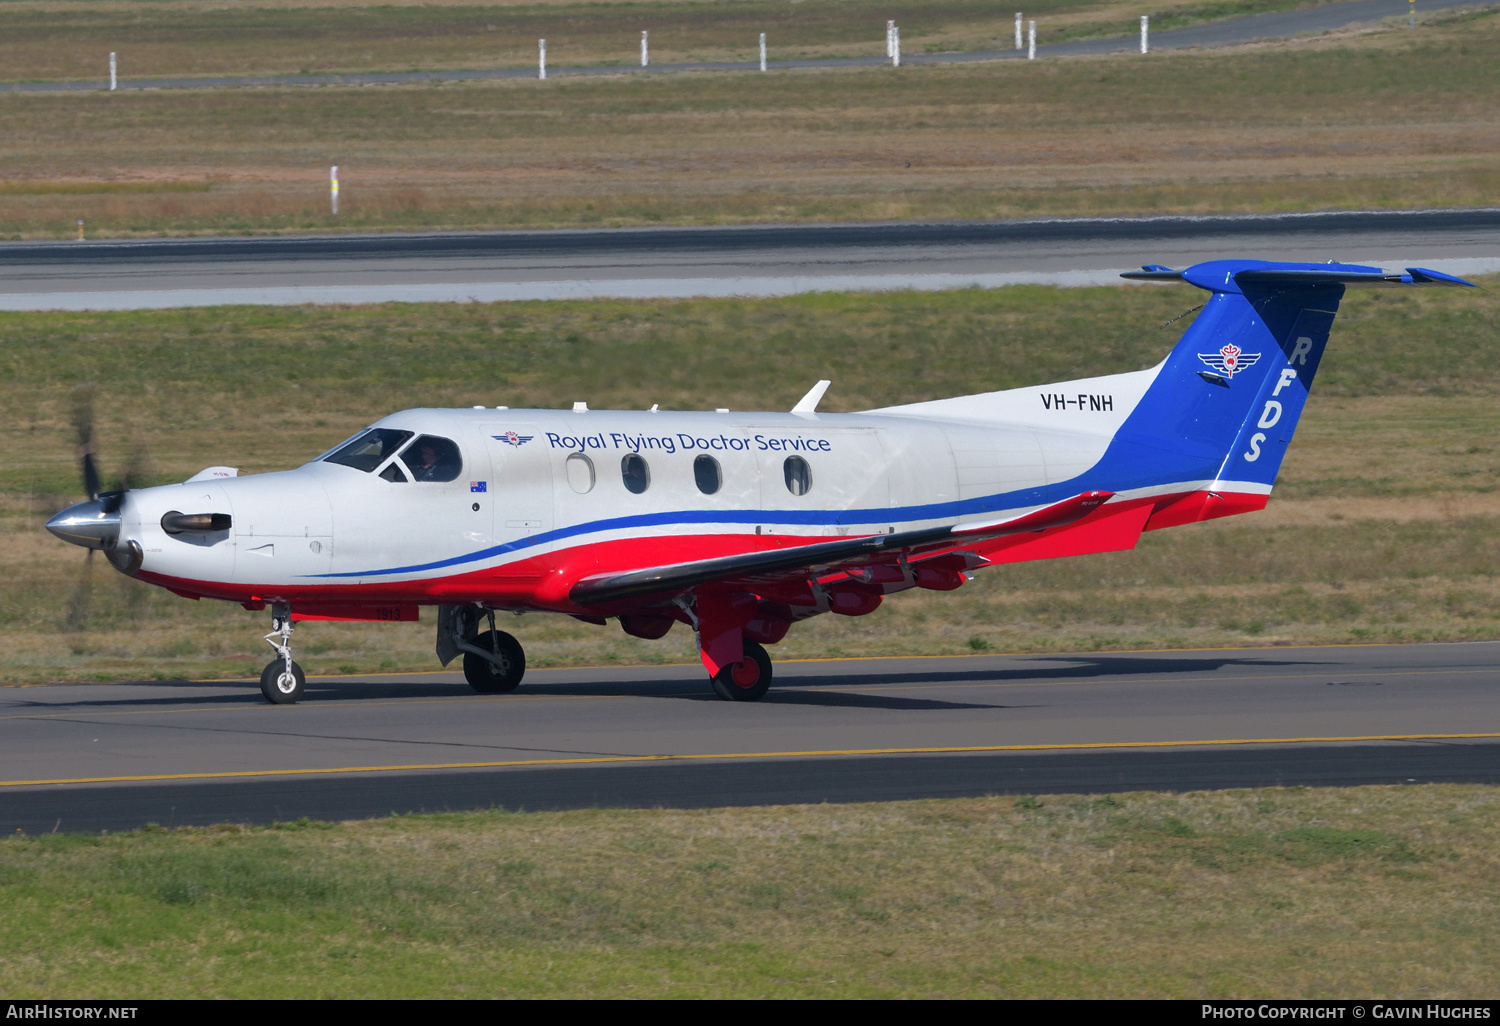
[[569, 490, 1112, 606]]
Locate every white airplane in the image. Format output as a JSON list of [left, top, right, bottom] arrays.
[[47, 259, 1473, 704]]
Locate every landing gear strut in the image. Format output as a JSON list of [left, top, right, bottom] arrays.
[[260, 603, 305, 704], [710, 639, 772, 702]]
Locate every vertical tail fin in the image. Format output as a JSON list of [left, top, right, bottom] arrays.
[[1106, 260, 1472, 513]]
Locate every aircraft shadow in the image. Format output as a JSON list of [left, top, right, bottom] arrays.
[[3, 653, 1335, 714], [674, 690, 1008, 711], [771, 654, 1329, 691]]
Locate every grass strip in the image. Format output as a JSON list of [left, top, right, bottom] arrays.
[[2, 786, 1497, 997], [0, 0, 1334, 82]]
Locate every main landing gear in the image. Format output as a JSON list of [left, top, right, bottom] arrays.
[[463, 625, 526, 694], [710, 639, 773, 702], [437, 605, 527, 694], [260, 604, 305, 704]]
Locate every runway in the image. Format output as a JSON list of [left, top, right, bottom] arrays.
[[2, 209, 1499, 311], [3, 642, 1498, 833]]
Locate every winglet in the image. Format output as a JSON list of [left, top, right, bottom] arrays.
[[792, 380, 832, 415]]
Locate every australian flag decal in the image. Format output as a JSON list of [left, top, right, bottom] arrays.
[[493, 431, 534, 447], [470, 481, 487, 493], [1198, 343, 1261, 379]]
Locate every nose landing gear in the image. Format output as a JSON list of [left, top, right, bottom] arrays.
[[260, 604, 305, 704]]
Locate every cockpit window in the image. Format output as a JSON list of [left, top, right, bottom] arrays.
[[324, 429, 413, 472], [400, 435, 463, 483], [379, 461, 409, 483]]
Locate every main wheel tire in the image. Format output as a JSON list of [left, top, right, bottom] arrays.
[[464, 629, 526, 694], [260, 657, 306, 704], [710, 639, 772, 702]]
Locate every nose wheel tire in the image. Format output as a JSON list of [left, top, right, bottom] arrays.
[[710, 639, 773, 702], [464, 629, 526, 694], [259, 657, 306, 704]]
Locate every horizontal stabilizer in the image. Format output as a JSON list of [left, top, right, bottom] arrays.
[[1122, 263, 1475, 289], [570, 491, 1114, 606], [1234, 267, 1476, 288]]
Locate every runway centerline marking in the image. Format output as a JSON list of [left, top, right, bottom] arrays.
[[5, 732, 1500, 788], [0, 667, 1492, 722]]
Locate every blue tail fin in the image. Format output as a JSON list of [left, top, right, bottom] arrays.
[[1104, 260, 1473, 494]]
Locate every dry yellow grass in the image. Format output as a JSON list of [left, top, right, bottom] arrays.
[[0, 6, 1495, 236], [0, 0, 1331, 82]]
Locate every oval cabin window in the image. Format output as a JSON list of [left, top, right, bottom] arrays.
[[694, 454, 722, 495], [621, 453, 651, 494], [565, 452, 595, 494], [783, 455, 812, 496]]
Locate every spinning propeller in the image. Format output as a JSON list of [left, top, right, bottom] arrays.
[[48, 385, 150, 610]]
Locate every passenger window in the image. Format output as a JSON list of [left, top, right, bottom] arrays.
[[324, 428, 413, 472], [694, 454, 722, 495], [621, 453, 650, 494], [400, 435, 463, 483], [784, 455, 812, 496], [566, 452, 595, 494], [379, 461, 409, 483]]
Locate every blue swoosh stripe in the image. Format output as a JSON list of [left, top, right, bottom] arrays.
[[311, 483, 1056, 578]]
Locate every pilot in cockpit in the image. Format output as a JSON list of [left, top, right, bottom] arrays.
[[407, 437, 461, 482]]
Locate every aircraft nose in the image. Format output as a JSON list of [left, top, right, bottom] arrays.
[[46, 499, 122, 550]]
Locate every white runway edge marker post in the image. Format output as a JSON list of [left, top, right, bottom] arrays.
[[1141, 15, 1149, 53], [1015, 13, 1023, 49], [108, 51, 116, 91], [892, 25, 900, 66], [641, 30, 648, 67], [1028, 20, 1036, 59], [539, 38, 546, 80], [329, 165, 338, 215], [759, 32, 766, 71], [887, 20, 894, 57]]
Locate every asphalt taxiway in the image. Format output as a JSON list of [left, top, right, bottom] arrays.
[[2, 209, 1498, 310], [3, 643, 1497, 833]]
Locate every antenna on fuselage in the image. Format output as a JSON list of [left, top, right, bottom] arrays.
[[791, 380, 831, 415]]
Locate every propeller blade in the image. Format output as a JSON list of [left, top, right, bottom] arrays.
[[82, 452, 101, 503], [69, 383, 101, 500], [115, 440, 153, 493]]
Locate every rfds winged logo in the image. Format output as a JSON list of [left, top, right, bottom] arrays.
[[1198, 343, 1261, 379], [493, 431, 534, 447]]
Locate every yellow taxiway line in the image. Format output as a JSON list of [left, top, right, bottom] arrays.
[[4, 731, 1499, 788]]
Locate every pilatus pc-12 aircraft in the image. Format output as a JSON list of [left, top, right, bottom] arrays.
[[48, 259, 1474, 704]]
